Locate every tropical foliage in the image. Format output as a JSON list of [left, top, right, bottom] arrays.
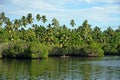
[[0, 12, 120, 58]]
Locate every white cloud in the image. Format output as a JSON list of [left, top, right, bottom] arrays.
[[84, 0, 120, 3], [0, 0, 120, 29], [10, 0, 63, 12]]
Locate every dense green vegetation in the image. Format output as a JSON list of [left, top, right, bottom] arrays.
[[0, 12, 120, 58]]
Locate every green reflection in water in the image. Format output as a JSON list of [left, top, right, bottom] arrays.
[[0, 57, 120, 80]]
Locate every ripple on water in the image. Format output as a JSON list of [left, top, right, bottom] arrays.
[[91, 60, 120, 67], [0, 57, 120, 80]]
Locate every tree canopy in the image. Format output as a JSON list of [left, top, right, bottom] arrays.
[[0, 12, 120, 59]]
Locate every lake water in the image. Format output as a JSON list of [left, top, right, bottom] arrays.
[[0, 56, 120, 80]]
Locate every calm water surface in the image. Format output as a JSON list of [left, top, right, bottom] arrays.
[[0, 56, 120, 80]]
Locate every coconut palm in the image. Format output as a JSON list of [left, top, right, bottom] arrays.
[[82, 20, 92, 40], [70, 19, 76, 28], [13, 19, 21, 30], [27, 13, 33, 24], [36, 14, 41, 21], [0, 12, 6, 22], [92, 26, 103, 42], [41, 15, 47, 24], [52, 18, 59, 27], [0, 12, 6, 27], [21, 16, 28, 27]]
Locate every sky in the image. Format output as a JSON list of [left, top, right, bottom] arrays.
[[0, 0, 120, 30]]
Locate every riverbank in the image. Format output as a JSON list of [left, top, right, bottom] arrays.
[[1, 53, 119, 59], [0, 12, 120, 59]]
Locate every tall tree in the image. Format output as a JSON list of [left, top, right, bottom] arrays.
[[81, 20, 92, 40], [103, 26, 114, 43], [13, 19, 21, 30], [0, 12, 6, 22], [41, 15, 47, 24], [36, 14, 41, 21], [21, 16, 27, 27], [70, 19, 76, 28], [5, 17, 13, 31], [27, 13, 33, 24], [0, 12, 6, 27], [52, 18, 59, 27], [4, 17, 14, 40], [92, 26, 103, 43]]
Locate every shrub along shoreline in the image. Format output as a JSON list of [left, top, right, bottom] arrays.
[[0, 40, 119, 59], [0, 41, 119, 59]]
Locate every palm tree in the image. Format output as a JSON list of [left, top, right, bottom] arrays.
[[70, 19, 76, 28], [82, 20, 92, 40], [115, 26, 120, 32], [27, 13, 33, 24], [0, 12, 6, 27], [21, 16, 28, 27], [32, 24, 38, 30], [36, 14, 41, 21], [41, 15, 47, 24], [52, 18, 59, 27], [104, 27, 114, 43], [13, 19, 21, 30], [93, 26, 103, 42], [0, 12, 6, 22], [47, 23, 51, 28], [4, 17, 14, 40], [5, 17, 13, 31]]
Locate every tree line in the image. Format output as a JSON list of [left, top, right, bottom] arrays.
[[0, 12, 120, 59]]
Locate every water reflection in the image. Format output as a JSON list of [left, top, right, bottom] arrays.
[[0, 57, 120, 80]]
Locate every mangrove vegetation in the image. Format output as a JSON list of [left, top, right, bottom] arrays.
[[0, 12, 120, 59]]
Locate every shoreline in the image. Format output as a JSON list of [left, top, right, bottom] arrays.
[[0, 55, 119, 59]]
